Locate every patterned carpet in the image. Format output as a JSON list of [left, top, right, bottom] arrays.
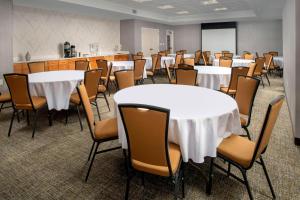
[[0, 76, 299, 200]]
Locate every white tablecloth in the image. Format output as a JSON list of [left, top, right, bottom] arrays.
[[213, 59, 254, 67], [114, 84, 242, 163], [273, 56, 284, 69], [195, 66, 231, 90], [168, 54, 195, 58], [28, 70, 84, 110], [144, 56, 175, 69], [110, 61, 147, 78]]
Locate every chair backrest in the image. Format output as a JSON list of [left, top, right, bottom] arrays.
[[244, 53, 254, 60], [133, 59, 146, 80], [28, 62, 45, 74], [118, 104, 173, 176], [96, 59, 108, 77], [183, 58, 195, 66], [77, 84, 96, 139], [249, 95, 284, 168], [202, 51, 210, 66], [114, 70, 134, 90], [254, 57, 265, 75], [219, 58, 233, 68], [103, 63, 112, 87], [150, 54, 158, 72], [175, 68, 197, 86], [164, 61, 173, 83], [176, 50, 184, 55], [4, 73, 33, 109], [223, 53, 233, 59], [214, 53, 222, 59], [264, 54, 273, 70], [227, 67, 249, 92], [132, 55, 143, 61], [136, 51, 143, 56], [75, 60, 89, 71], [195, 50, 202, 64], [222, 51, 230, 55], [247, 62, 257, 77], [84, 69, 102, 100], [158, 51, 167, 56], [178, 63, 194, 70], [175, 54, 183, 66], [235, 76, 260, 117], [269, 51, 278, 57]]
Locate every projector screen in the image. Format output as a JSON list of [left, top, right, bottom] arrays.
[[202, 28, 236, 54]]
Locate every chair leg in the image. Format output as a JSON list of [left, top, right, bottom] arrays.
[[243, 126, 251, 140], [48, 109, 52, 126], [32, 110, 39, 138], [87, 141, 95, 161], [0, 103, 4, 112], [65, 109, 69, 124], [260, 157, 276, 199], [206, 157, 214, 195], [94, 100, 101, 120], [181, 163, 185, 198], [26, 110, 30, 126], [151, 76, 155, 84], [76, 105, 83, 131], [123, 149, 129, 176], [260, 75, 265, 88], [8, 110, 16, 137], [85, 142, 99, 182], [227, 163, 231, 177], [16, 110, 20, 123], [265, 74, 270, 86], [241, 170, 253, 200], [125, 173, 132, 200], [102, 92, 110, 111]]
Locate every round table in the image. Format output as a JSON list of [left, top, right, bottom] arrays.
[[114, 84, 242, 163], [273, 56, 284, 69], [195, 66, 231, 90], [144, 56, 175, 69], [110, 61, 147, 78], [28, 70, 84, 110], [213, 58, 254, 67]]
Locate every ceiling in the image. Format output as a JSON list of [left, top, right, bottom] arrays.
[[13, 0, 286, 25]]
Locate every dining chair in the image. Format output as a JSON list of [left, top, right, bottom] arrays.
[[214, 53, 222, 59], [219, 58, 233, 68], [175, 68, 198, 86], [132, 55, 143, 61], [164, 61, 176, 84], [222, 50, 230, 55], [269, 51, 279, 57], [96, 59, 115, 94], [97, 63, 112, 111], [254, 57, 270, 87], [67, 69, 102, 130], [169, 54, 183, 73], [159, 51, 167, 56], [75, 60, 90, 71], [178, 63, 194, 70], [183, 58, 195, 66], [4, 73, 49, 138], [223, 53, 233, 59], [28, 62, 45, 73], [209, 95, 284, 200], [114, 70, 134, 90], [220, 67, 249, 96], [235, 76, 260, 139], [146, 54, 161, 83], [136, 51, 144, 56], [0, 91, 11, 112], [255, 52, 260, 58], [265, 54, 280, 74], [203, 52, 212, 66], [244, 53, 254, 60], [77, 83, 120, 182], [246, 63, 257, 77], [118, 104, 184, 200], [195, 50, 202, 65], [96, 59, 108, 80], [176, 50, 184, 55], [133, 59, 146, 84]]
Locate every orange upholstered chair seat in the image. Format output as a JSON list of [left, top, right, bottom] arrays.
[[0, 92, 11, 102], [15, 96, 46, 110], [94, 118, 118, 140]]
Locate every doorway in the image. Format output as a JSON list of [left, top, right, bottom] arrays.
[[141, 27, 160, 56], [166, 30, 174, 54]]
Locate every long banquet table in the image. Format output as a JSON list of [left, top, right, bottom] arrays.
[[114, 84, 242, 163]]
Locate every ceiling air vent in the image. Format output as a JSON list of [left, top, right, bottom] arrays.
[[132, 9, 137, 14]]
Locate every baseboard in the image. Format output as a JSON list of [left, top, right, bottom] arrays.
[[295, 137, 300, 146]]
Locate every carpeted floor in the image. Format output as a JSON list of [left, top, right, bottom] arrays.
[[0, 76, 299, 200]]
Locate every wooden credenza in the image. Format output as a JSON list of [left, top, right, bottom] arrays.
[[13, 54, 129, 74]]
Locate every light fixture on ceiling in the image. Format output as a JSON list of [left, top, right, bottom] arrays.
[[203, 0, 219, 5], [176, 11, 189, 15], [132, 0, 152, 3], [214, 7, 228, 11], [158, 5, 174, 9]]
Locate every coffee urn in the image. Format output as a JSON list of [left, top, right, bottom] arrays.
[[64, 41, 71, 58]]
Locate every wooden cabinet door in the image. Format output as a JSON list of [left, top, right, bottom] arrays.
[[59, 60, 69, 70], [47, 60, 59, 71]]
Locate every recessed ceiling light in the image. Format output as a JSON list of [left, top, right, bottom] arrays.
[[176, 11, 189, 15], [214, 7, 228, 11], [132, 0, 152, 3], [158, 5, 174, 10], [203, 0, 219, 5]]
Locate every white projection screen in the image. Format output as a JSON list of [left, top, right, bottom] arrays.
[[202, 28, 236, 54]]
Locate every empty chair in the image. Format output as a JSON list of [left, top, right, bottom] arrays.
[[175, 68, 198, 86], [264, 53, 279, 75], [247, 63, 257, 77], [254, 57, 270, 87], [28, 62, 45, 73], [133, 59, 146, 83], [202, 51, 212, 66], [178, 63, 194, 70], [146, 54, 161, 83], [183, 58, 195, 66], [195, 50, 202, 65], [269, 51, 279, 57], [75, 60, 89, 71], [209, 95, 284, 200], [118, 104, 184, 200], [223, 53, 233, 59], [136, 51, 143, 56], [169, 54, 183, 71], [214, 53, 222, 59], [114, 70, 134, 90], [165, 61, 176, 84], [4, 73, 49, 138], [0, 91, 11, 112], [220, 67, 249, 96], [219, 58, 233, 68], [222, 50, 230, 55], [97, 63, 112, 111], [244, 53, 254, 60], [158, 51, 167, 56], [68, 69, 102, 130], [132, 55, 143, 61], [235, 76, 260, 139], [77, 83, 120, 182], [96, 59, 109, 80]]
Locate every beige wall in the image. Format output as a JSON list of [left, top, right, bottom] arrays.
[[13, 6, 120, 61]]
